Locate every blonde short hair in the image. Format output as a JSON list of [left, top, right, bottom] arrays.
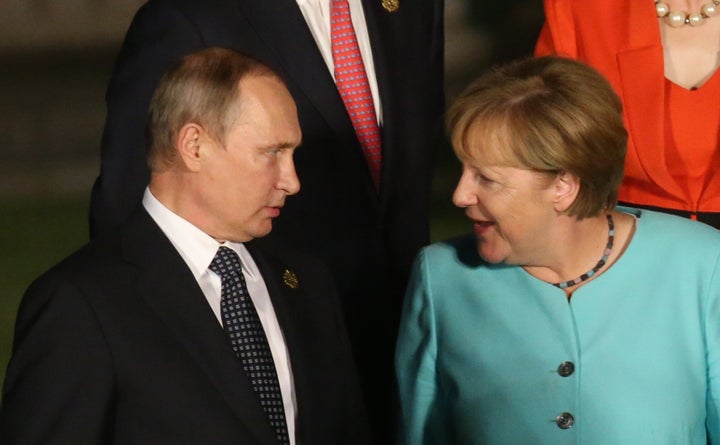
[[147, 47, 279, 171], [447, 56, 627, 218]]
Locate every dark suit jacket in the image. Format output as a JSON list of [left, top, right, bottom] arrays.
[[89, 0, 444, 438], [0, 209, 370, 445]]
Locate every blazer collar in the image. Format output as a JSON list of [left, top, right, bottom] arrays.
[[245, 238, 350, 444], [616, 0, 683, 199], [120, 209, 279, 444]]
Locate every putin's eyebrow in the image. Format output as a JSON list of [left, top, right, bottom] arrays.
[[262, 140, 302, 151]]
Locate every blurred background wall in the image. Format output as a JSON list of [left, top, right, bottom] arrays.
[[0, 0, 544, 385]]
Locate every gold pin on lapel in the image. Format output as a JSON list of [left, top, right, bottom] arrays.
[[382, 0, 399, 12], [283, 269, 299, 289]]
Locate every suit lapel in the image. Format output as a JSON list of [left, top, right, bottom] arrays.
[[244, 241, 305, 386], [361, 0, 402, 128], [245, 242, 327, 443], [362, 0, 393, 203], [121, 210, 277, 444], [616, 0, 684, 200], [360, 0, 443, 208]]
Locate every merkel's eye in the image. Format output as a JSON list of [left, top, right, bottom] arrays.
[[477, 174, 493, 184]]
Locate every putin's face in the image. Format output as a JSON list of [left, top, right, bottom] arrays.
[[196, 75, 302, 242]]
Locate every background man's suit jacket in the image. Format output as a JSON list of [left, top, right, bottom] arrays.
[[89, 0, 445, 435], [1, 208, 370, 445]]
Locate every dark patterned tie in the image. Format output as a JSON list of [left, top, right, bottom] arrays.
[[331, 0, 382, 189], [209, 246, 290, 445]]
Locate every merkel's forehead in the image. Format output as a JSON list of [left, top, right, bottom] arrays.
[[456, 122, 522, 168]]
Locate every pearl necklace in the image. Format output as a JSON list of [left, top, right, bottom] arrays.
[[655, 0, 720, 27], [552, 214, 615, 290]]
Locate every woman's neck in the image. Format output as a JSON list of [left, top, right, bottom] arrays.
[[523, 211, 635, 296], [658, 0, 720, 88]]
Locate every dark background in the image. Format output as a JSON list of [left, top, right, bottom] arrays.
[[0, 0, 545, 386]]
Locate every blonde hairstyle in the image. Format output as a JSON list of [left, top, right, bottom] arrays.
[[447, 56, 627, 218], [147, 47, 279, 171]]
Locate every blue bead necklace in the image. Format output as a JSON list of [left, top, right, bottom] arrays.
[[553, 214, 615, 289]]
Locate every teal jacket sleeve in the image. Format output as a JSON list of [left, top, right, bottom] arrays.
[[396, 249, 444, 445], [706, 249, 720, 444]]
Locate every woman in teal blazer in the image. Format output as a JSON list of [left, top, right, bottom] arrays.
[[396, 56, 720, 445]]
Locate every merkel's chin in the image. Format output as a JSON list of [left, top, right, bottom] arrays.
[[476, 244, 508, 265]]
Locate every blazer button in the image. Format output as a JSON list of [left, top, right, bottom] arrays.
[[555, 412, 575, 429], [557, 361, 575, 377]]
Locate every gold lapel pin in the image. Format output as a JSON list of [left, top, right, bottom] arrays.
[[382, 0, 399, 12], [283, 269, 299, 289]]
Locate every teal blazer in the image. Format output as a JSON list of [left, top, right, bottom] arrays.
[[396, 209, 720, 444]]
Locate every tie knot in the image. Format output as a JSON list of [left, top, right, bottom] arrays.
[[209, 246, 242, 280], [331, 0, 351, 20]]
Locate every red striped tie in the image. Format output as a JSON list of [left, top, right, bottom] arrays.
[[331, 0, 382, 189]]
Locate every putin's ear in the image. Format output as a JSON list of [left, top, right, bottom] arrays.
[[176, 123, 204, 172], [553, 171, 580, 213]]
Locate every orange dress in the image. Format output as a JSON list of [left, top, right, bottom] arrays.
[[536, 0, 720, 228]]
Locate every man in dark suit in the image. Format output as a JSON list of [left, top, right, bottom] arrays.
[[1, 48, 370, 445], [90, 1, 444, 440]]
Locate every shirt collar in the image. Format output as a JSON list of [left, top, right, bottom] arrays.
[[141, 187, 258, 280]]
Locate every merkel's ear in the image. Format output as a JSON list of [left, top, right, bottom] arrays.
[[553, 171, 580, 213], [176, 123, 203, 172]]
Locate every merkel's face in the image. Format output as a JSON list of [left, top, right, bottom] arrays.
[[452, 152, 558, 266], [199, 75, 302, 242]]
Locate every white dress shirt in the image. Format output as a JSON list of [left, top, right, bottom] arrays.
[[295, 0, 383, 124], [142, 188, 298, 445]]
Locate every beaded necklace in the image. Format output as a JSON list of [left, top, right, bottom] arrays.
[[552, 214, 615, 289]]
